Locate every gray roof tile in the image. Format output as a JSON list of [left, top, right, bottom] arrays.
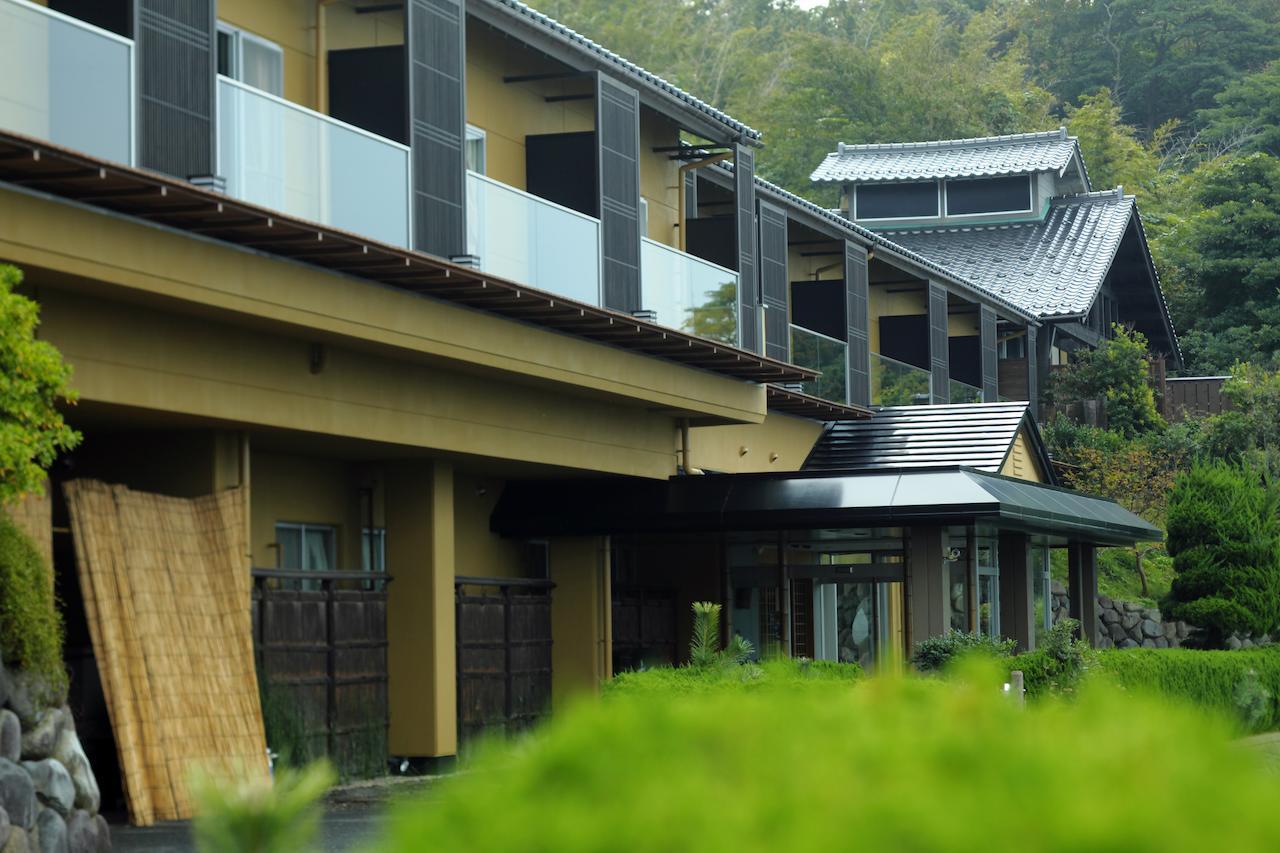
[[802, 402, 1051, 479], [879, 189, 1134, 318], [485, 1, 761, 141], [811, 128, 1081, 184]]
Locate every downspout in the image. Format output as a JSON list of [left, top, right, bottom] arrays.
[[677, 152, 732, 253], [679, 418, 703, 475]]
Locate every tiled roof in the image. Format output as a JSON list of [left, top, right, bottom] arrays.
[[717, 163, 1038, 323], [880, 189, 1134, 318], [802, 402, 1052, 480], [811, 128, 1081, 184], [484, 0, 761, 141]]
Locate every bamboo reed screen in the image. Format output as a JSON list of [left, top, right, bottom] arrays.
[[63, 480, 268, 826], [5, 485, 52, 571]]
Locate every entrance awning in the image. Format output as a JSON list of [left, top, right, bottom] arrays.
[[492, 466, 1161, 545]]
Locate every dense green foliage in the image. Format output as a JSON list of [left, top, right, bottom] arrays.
[[910, 630, 1014, 672], [688, 601, 754, 669], [605, 656, 861, 700], [191, 760, 335, 853], [1006, 619, 1092, 699], [0, 265, 79, 504], [1048, 326, 1164, 437], [0, 514, 67, 703], [1093, 647, 1280, 734], [1164, 463, 1280, 644], [383, 660, 1280, 851]]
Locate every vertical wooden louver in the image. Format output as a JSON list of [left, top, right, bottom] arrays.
[[1026, 325, 1040, 409], [407, 0, 466, 258], [596, 73, 641, 313], [757, 200, 789, 362], [845, 241, 871, 406], [135, 0, 215, 179], [734, 143, 759, 353], [928, 281, 950, 403], [980, 304, 999, 402]]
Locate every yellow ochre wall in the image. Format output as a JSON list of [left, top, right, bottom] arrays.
[[453, 472, 524, 579], [549, 537, 612, 710], [787, 245, 843, 285], [639, 110, 681, 247], [688, 413, 824, 474], [1000, 427, 1048, 483], [869, 286, 927, 354], [465, 25, 595, 191]]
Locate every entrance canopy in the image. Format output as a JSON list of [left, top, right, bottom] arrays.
[[492, 466, 1160, 546]]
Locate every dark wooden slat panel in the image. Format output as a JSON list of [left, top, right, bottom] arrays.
[[408, 0, 466, 257], [735, 144, 759, 353], [845, 241, 871, 406], [758, 200, 789, 362], [980, 305, 999, 402], [597, 74, 641, 313], [135, 0, 215, 179], [928, 281, 949, 404]]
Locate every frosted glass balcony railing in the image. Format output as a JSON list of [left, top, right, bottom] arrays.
[[790, 325, 848, 403], [217, 76, 411, 247], [871, 352, 932, 406], [0, 0, 133, 164], [466, 171, 602, 304], [948, 378, 984, 404], [640, 239, 739, 345]]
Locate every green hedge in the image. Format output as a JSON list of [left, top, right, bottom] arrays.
[[0, 514, 66, 703], [1091, 646, 1280, 733], [604, 657, 861, 700]]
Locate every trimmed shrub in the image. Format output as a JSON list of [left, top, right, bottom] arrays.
[[382, 663, 1280, 852], [1092, 646, 1280, 733], [0, 513, 67, 703], [911, 630, 1015, 672], [1164, 462, 1280, 644], [1007, 619, 1092, 699], [604, 657, 861, 700]]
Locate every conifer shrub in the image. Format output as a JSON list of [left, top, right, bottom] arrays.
[[911, 630, 1015, 672], [0, 513, 67, 703], [1164, 463, 1280, 645], [382, 662, 1280, 852]]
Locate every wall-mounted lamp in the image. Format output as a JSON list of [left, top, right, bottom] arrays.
[[309, 343, 326, 374]]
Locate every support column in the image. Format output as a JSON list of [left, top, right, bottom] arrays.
[[906, 526, 948, 652], [549, 536, 612, 711], [385, 459, 456, 758], [998, 532, 1035, 651], [1067, 542, 1099, 646]]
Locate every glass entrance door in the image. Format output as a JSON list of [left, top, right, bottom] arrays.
[[976, 539, 1000, 638]]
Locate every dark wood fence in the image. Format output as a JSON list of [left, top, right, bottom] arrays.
[[1164, 376, 1230, 421], [611, 587, 677, 672], [455, 576, 553, 745], [251, 569, 390, 781]]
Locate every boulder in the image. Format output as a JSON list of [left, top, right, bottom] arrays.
[[1140, 619, 1163, 639], [1141, 638, 1157, 648], [1155, 637, 1169, 649], [0, 660, 8, 711], [0, 713, 19, 764], [1101, 609, 1121, 625], [20, 712, 66, 763], [91, 815, 109, 853], [1097, 595, 1113, 611], [1051, 580, 1066, 597], [50, 733, 95, 817], [1118, 638, 1139, 649], [2, 827, 30, 853], [34, 809, 65, 853], [1175, 622, 1191, 640], [63, 811, 96, 853], [1163, 622, 1178, 642], [0, 804, 10, 848], [1108, 623, 1128, 643], [0, 761, 37, 829], [1123, 601, 1143, 613], [1141, 607, 1161, 622], [1121, 612, 1141, 631], [21, 762, 73, 819], [1227, 636, 1243, 651]]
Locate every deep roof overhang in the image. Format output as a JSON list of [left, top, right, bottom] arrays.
[[766, 385, 872, 421], [0, 130, 810, 384], [491, 466, 1162, 545]]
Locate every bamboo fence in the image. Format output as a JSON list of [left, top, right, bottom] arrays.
[[63, 480, 268, 825]]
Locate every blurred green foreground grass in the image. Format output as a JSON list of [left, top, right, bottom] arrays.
[[376, 660, 1280, 853]]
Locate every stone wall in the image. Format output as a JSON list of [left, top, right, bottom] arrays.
[[1049, 582, 1270, 650], [0, 661, 110, 853]]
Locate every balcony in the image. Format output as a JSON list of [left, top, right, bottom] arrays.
[[790, 325, 848, 403], [0, 0, 133, 165], [871, 352, 932, 406], [640, 239, 738, 346], [217, 76, 411, 247], [948, 379, 984, 404], [466, 171, 602, 305]]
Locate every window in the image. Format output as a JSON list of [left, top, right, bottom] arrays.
[[998, 334, 1026, 360], [854, 181, 939, 220], [217, 23, 284, 96], [944, 175, 1032, 217], [639, 197, 649, 238], [465, 125, 486, 174], [1032, 543, 1051, 646], [361, 527, 386, 573], [274, 522, 336, 572]]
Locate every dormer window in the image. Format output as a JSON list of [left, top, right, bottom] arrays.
[[854, 181, 938, 220], [944, 175, 1032, 217]]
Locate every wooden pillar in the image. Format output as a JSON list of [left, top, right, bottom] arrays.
[[385, 459, 456, 758], [1067, 542, 1099, 646], [998, 532, 1035, 651], [906, 526, 948, 651]]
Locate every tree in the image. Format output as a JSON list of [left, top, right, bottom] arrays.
[[1164, 462, 1280, 646], [1199, 61, 1280, 158], [1066, 89, 1157, 193], [1047, 325, 1163, 438], [1202, 364, 1280, 468], [0, 264, 79, 504]]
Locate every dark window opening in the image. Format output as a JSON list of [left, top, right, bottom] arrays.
[[945, 176, 1032, 216], [855, 182, 938, 219]]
